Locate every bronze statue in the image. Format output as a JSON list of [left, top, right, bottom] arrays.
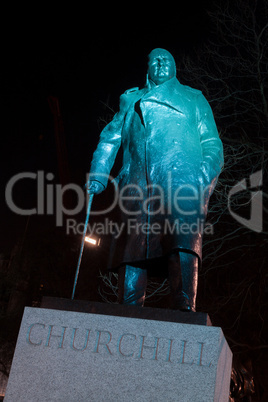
[[88, 48, 224, 311]]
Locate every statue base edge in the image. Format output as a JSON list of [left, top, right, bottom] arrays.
[[40, 296, 212, 326]]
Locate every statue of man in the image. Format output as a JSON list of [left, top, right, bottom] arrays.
[[87, 48, 224, 312]]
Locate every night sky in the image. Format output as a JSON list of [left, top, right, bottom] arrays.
[[2, 1, 213, 252]]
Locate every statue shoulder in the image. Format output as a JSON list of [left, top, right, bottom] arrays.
[[124, 87, 140, 95], [119, 87, 144, 112]]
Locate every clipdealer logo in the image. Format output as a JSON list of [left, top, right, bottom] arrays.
[[5, 169, 264, 233], [227, 169, 263, 233], [5, 171, 86, 226], [4, 171, 209, 224]]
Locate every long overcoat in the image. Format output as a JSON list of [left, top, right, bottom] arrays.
[[89, 77, 224, 273]]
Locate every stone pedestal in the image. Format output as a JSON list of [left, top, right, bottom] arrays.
[[4, 299, 232, 401]]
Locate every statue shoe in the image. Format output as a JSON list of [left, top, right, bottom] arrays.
[[172, 291, 196, 312]]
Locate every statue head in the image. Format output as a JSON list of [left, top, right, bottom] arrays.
[[147, 48, 176, 86]]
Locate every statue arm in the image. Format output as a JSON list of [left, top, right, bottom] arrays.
[[197, 95, 224, 184], [89, 96, 127, 189]]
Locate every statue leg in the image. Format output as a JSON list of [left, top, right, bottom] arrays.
[[168, 251, 198, 312], [118, 265, 147, 307]]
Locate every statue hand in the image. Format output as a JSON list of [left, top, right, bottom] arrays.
[[86, 180, 105, 195]]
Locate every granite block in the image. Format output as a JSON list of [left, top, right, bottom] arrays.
[[4, 305, 232, 401]]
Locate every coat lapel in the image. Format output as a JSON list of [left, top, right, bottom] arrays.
[[141, 77, 187, 115]]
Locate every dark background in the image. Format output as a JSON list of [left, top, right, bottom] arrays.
[[1, 1, 267, 400], [1, 1, 213, 252]]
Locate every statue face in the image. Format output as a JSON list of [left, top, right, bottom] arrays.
[[148, 49, 176, 85]]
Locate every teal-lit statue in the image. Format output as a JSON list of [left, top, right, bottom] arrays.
[[88, 48, 224, 311]]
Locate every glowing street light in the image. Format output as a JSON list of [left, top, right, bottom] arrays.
[[85, 236, 101, 246]]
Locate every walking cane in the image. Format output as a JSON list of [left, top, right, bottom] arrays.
[[71, 193, 94, 300]]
